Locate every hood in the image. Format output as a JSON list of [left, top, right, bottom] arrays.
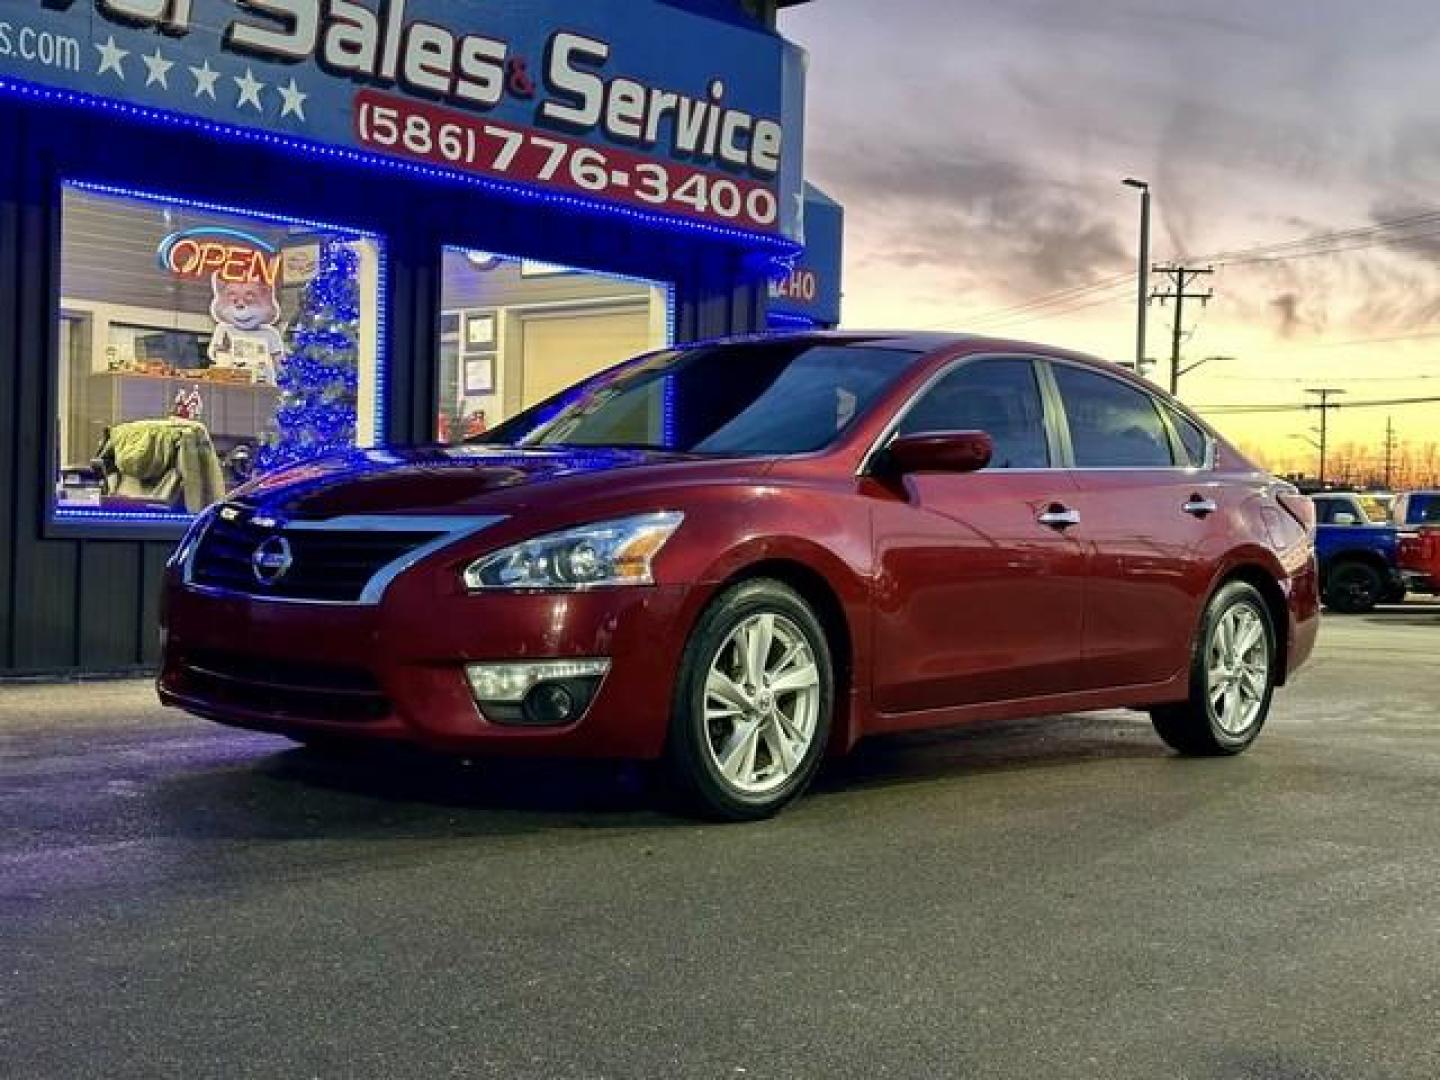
[[231, 445, 745, 518]]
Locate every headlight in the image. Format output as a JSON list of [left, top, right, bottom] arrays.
[[463, 512, 684, 591]]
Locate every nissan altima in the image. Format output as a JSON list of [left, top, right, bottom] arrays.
[[159, 333, 1320, 819]]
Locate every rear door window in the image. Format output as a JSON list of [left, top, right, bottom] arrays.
[[1052, 365, 1176, 468], [1166, 405, 1210, 467], [896, 358, 1050, 469]]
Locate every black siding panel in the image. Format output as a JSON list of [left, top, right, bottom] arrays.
[[11, 543, 79, 671], [0, 104, 19, 671], [139, 543, 172, 667], [78, 541, 143, 670]]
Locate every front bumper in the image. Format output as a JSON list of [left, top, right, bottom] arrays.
[[158, 574, 695, 759]]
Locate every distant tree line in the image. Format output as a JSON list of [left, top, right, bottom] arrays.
[[1241, 439, 1440, 490]]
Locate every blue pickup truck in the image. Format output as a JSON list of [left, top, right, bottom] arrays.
[[1311, 492, 1406, 613]]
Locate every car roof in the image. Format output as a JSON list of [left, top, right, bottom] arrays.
[[718, 329, 1118, 365]]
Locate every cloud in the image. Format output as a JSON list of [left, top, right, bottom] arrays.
[[1268, 292, 1308, 338], [809, 141, 1129, 299], [784, 0, 1440, 342]]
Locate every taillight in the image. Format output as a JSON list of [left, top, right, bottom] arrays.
[[1276, 489, 1315, 533]]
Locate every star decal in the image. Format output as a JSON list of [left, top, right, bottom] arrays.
[[190, 60, 220, 100], [277, 78, 308, 121], [234, 68, 265, 112], [94, 36, 128, 81], [141, 49, 174, 89]]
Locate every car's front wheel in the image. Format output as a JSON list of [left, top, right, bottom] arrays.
[[1151, 580, 1277, 756], [666, 579, 833, 821]]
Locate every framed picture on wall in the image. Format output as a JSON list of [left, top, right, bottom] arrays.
[[281, 243, 321, 285], [465, 312, 496, 347], [464, 354, 495, 394]]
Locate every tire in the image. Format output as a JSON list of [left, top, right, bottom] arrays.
[[665, 579, 834, 821], [1322, 559, 1384, 614], [1151, 580, 1277, 756]]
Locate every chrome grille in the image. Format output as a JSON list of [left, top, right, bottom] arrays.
[[190, 515, 445, 603]]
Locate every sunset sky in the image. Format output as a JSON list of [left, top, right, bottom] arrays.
[[784, 0, 1440, 476]]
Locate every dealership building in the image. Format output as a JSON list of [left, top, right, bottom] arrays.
[[0, 0, 842, 676]]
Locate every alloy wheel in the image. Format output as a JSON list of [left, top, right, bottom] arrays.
[[1206, 602, 1271, 736], [702, 612, 822, 796]]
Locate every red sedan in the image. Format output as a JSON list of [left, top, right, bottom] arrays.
[[159, 333, 1320, 819]]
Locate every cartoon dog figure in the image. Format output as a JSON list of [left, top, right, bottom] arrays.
[[208, 276, 284, 385]]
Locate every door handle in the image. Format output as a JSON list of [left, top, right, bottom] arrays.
[[1183, 497, 1218, 518], [1037, 505, 1081, 529]]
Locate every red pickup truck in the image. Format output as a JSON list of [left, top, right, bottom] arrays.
[[1394, 491, 1440, 595]]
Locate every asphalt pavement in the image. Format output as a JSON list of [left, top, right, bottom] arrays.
[[2, 604, 1439, 1079]]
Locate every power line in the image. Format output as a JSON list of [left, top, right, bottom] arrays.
[[1195, 393, 1440, 413], [1216, 227, 1440, 267], [960, 273, 1135, 329], [969, 293, 1131, 333], [1203, 374, 1440, 385], [1191, 207, 1440, 266]]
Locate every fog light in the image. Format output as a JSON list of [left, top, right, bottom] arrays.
[[465, 659, 610, 702], [525, 682, 576, 725]]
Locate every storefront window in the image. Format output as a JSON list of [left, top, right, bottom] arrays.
[[54, 184, 384, 522], [436, 248, 672, 445]]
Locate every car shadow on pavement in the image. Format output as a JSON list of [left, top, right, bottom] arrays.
[[146, 739, 683, 841], [147, 713, 1169, 839], [814, 713, 1170, 797]]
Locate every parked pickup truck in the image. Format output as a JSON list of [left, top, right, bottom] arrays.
[[1310, 492, 1407, 613], [1392, 491, 1440, 596]]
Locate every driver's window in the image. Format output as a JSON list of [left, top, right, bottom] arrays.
[[896, 359, 1050, 469], [1316, 499, 1360, 525]]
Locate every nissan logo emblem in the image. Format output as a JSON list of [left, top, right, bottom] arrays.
[[251, 535, 293, 586]]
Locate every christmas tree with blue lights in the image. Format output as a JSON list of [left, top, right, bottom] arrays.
[[258, 241, 362, 472]]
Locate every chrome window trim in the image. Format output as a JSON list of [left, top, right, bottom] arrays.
[[857, 352, 1059, 477], [183, 512, 507, 606], [1044, 356, 1217, 472]]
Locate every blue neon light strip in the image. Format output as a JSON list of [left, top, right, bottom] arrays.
[[766, 311, 824, 329], [55, 179, 388, 528], [0, 75, 802, 262]]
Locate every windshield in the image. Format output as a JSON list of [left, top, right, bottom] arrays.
[[485, 341, 919, 456]]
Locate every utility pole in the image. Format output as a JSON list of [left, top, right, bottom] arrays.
[[1305, 388, 1346, 486], [1122, 178, 1150, 374], [1384, 415, 1398, 489], [1150, 264, 1214, 396]]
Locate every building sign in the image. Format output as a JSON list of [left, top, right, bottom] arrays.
[[769, 184, 843, 326], [0, 1, 805, 240], [157, 227, 280, 285]]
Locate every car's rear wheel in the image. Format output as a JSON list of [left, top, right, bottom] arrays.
[[1323, 559, 1384, 614], [665, 579, 833, 821], [1151, 581, 1276, 756]]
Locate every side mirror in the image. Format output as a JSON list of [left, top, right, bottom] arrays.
[[886, 430, 993, 475], [1331, 512, 1358, 526]]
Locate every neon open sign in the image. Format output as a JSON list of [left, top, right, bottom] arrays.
[[157, 227, 281, 285]]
